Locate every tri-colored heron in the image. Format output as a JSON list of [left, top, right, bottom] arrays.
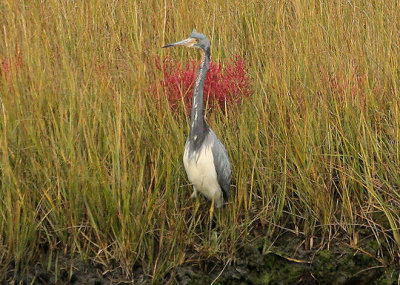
[[162, 29, 231, 208]]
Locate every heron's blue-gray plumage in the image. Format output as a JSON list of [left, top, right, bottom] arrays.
[[209, 130, 231, 199], [188, 40, 209, 148]]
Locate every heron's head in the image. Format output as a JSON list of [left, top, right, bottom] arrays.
[[162, 29, 210, 51]]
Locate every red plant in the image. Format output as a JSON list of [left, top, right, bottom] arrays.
[[0, 44, 22, 83], [155, 55, 251, 112]]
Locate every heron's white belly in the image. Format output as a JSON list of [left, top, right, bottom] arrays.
[[183, 143, 222, 203]]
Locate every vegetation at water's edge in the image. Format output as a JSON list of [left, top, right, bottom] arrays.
[[1, 0, 400, 283]]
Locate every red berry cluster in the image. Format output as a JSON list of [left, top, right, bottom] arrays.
[[0, 45, 22, 82], [155, 55, 251, 112]]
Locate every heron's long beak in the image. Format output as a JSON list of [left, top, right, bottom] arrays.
[[162, 37, 197, 48]]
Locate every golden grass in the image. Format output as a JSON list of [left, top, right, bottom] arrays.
[[1, 0, 400, 281]]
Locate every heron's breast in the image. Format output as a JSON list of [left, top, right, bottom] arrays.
[[183, 142, 220, 195]]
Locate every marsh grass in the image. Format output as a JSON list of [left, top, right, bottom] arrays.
[[1, 0, 400, 281]]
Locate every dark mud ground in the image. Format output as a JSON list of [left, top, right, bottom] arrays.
[[4, 232, 400, 284]]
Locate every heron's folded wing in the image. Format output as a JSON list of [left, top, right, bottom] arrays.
[[210, 132, 231, 199]]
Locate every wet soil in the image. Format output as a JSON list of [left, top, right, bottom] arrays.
[[173, 232, 399, 285], [4, 233, 399, 284]]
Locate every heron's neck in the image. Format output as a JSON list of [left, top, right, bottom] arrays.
[[190, 48, 210, 138]]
